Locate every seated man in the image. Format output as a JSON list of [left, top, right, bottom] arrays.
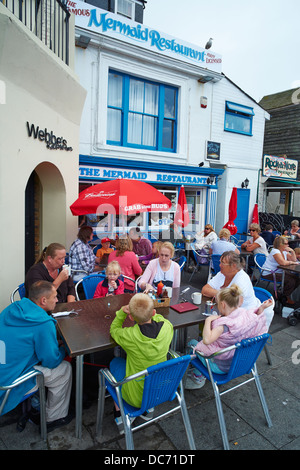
[[129, 227, 152, 257], [260, 224, 277, 247], [109, 293, 173, 430], [25, 243, 75, 303], [0, 281, 73, 431]]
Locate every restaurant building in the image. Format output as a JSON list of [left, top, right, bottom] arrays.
[[72, 0, 270, 240], [0, 1, 86, 310]]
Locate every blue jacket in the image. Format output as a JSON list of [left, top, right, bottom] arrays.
[[0, 298, 65, 415]]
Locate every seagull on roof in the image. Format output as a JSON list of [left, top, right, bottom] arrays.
[[205, 38, 213, 50]]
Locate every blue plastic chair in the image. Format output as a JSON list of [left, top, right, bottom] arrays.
[[177, 255, 187, 271], [0, 369, 47, 440], [10, 283, 26, 303], [75, 273, 106, 300], [189, 243, 210, 282], [96, 352, 195, 450], [254, 254, 281, 296], [191, 334, 272, 450], [211, 254, 221, 274], [253, 287, 273, 365]]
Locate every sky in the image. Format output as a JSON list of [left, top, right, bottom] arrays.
[[144, 0, 300, 103]]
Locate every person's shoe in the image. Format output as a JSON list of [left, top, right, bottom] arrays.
[[140, 408, 154, 421], [113, 408, 136, 434], [46, 410, 75, 433], [185, 368, 206, 390]]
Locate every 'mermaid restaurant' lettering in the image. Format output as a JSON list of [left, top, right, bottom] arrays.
[[88, 11, 207, 64]]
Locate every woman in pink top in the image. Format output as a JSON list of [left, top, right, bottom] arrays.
[[108, 238, 142, 292], [191, 284, 272, 374]]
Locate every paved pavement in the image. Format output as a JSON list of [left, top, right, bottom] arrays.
[[1, 268, 300, 452]]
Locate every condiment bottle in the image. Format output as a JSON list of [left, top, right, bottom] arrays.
[[157, 281, 164, 296]]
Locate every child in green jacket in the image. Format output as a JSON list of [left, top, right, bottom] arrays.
[[109, 293, 173, 427]]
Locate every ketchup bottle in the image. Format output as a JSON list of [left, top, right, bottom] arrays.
[[157, 281, 164, 296]]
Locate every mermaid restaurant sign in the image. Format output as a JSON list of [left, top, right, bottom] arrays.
[[263, 155, 298, 180], [70, 1, 222, 74]]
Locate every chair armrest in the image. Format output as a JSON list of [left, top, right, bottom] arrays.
[[195, 343, 238, 361], [0, 370, 43, 391]]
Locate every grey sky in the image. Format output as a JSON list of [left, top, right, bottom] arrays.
[[144, 0, 300, 102]]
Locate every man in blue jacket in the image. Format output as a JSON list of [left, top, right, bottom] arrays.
[[0, 281, 73, 431]]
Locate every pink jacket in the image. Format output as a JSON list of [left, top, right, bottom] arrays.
[[93, 278, 124, 298], [195, 307, 267, 372]]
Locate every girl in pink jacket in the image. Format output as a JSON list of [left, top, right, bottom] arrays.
[[190, 284, 272, 374], [94, 261, 124, 298]]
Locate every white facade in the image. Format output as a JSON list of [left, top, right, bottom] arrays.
[[0, 4, 86, 310], [73, 2, 269, 237]]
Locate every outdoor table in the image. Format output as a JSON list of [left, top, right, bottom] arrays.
[[239, 248, 253, 271], [53, 289, 209, 438], [279, 263, 300, 294]]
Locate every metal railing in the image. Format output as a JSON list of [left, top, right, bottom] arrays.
[[2, 0, 70, 65]]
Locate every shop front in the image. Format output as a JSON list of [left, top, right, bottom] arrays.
[[78, 155, 224, 240], [262, 155, 300, 218]]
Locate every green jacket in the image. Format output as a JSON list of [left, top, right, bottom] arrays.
[[110, 308, 174, 408]]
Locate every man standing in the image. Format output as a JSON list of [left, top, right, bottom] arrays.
[[0, 281, 73, 431]]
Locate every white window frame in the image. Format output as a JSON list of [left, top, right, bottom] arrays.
[[115, 0, 136, 19]]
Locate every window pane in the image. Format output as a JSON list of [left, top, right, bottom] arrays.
[[117, 0, 133, 18], [108, 73, 123, 108], [144, 83, 159, 115], [162, 119, 175, 149], [164, 87, 176, 118], [107, 108, 122, 142], [129, 79, 144, 113], [143, 115, 157, 147], [225, 114, 251, 134], [128, 112, 142, 144]]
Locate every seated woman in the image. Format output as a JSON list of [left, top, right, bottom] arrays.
[[108, 237, 142, 293], [261, 236, 300, 305], [195, 224, 217, 253], [138, 241, 181, 293], [202, 250, 274, 329], [69, 225, 99, 283], [210, 228, 240, 256], [241, 223, 268, 256], [94, 261, 124, 298], [25, 243, 75, 303], [287, 220, 300, 239], [139, 241, 162, 265]]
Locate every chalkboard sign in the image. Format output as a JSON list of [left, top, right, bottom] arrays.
[[206, 141, 221, 161]]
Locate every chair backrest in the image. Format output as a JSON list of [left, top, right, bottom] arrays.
[[177, 256, 186, 271], [80, 273, 106, 299], [190, 243, 209, 265], [211, 254, 221, 274], [140, 355, 191, 412], [226, 334, 270, 382], [253, 286, 272, 303], [254, 253, 267, 271], [10, 283, 26, 303]]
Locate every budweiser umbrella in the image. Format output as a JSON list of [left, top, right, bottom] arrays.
[[223, 187, 238, 235], [70, 179, 172, 216], [174, 186, 190, 227]]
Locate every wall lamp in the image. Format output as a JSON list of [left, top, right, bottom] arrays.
[[241, 178, 249, 189]]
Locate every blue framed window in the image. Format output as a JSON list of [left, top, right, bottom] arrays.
[[107, 70, 178, 152], [224, 101, 254, 136]]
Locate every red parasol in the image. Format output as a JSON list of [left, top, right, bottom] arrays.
[[70, 178, 172, 216], [252, 203, 259, 224], [223, 187, 238, 235], [174, 186, 190, 227]]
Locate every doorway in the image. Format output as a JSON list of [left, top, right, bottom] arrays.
[[25, 171, 42, 273]]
